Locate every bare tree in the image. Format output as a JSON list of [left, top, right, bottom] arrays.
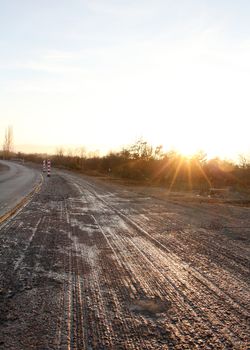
[[78, 146, 86, 169], [154, 145, 164, 160], [2, 126, 13, 159], [238, 153, 250, 168], [56, 147, 65, 158], [129, 139, 153, 160]]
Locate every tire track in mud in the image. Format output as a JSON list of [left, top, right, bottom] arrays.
[[66, 189, 197, 346], [78, 177, 250, 295], [127, 216, 250, 309], [125, 209, 250, 311], [66, 196, 147, 349], [67, 175, 249, 349], [92, 216, 198, 348], [66, 189, 174, 348], [98, 205, 246, 347]]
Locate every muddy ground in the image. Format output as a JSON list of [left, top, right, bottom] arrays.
[[0, 169, 249, 349]]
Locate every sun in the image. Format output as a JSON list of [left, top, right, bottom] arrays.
[[174, 144, 201, 158]]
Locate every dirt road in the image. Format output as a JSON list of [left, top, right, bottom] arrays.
[[0, 169, 249, 349]]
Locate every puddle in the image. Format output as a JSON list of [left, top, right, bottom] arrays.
[[129, 297, 171, 317]]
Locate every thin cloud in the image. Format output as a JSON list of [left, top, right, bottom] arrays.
[[86, 0, 155, 18]]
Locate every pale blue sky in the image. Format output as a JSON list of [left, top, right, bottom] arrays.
[[1, 0, 250, 158]]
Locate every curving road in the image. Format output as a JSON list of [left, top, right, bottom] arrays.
[[0, 160, 41, 218]]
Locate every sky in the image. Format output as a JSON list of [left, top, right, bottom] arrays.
[[0, 0, 250, 159]]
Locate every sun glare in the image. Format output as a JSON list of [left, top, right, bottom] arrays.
[[174, 144, 201, 158]]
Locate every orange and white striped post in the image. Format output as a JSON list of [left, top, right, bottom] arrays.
[[47, 159, 51, 177]]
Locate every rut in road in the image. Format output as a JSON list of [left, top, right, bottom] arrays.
[[0, 172, 249, 350]]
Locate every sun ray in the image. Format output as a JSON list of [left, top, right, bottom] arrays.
[[187, 159, 193, 191], [151, 154, 179, 182], [168, 156, 184, 192], [196, 160, 212, 188]]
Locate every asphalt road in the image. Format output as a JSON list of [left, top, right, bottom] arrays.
[[0, 160, 41, 218], [0, 169, 249, 349]]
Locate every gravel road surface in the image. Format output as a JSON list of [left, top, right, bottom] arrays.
[[0, 160, 41, 218], [0, 169, 249, 349]]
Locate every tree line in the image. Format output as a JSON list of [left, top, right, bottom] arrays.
[[4, 138, 249, 192]]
